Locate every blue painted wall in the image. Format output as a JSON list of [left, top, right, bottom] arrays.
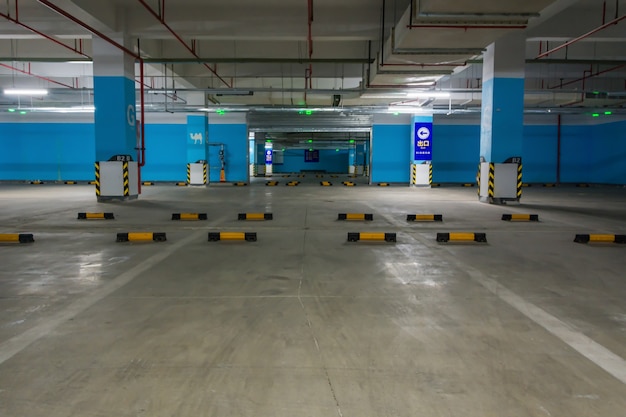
[[521, 125, 558, 183], [371, 124, 411, 183], [208, 124, 248, 182], [142, 124, 187, 181], [591, 120, 626, 184], [1, 118, 625, 185], [273, 149, 349, 173], [0, 123, 95, 181], [432, 125, 480, 183]]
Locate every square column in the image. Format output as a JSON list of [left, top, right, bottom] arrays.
[[93, 36, 138, 200], [187, 115, 208, 185], [479, 33, 525, 203]]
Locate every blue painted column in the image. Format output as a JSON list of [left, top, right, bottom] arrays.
[[92, 37, 138, 200], [479, 33, 525, 202], [186, 114, 208, 185], [348, 147, 356, 175], [480, 33, 525, 162], [207, 112, 248, 182], [371, 114, 411, 183]]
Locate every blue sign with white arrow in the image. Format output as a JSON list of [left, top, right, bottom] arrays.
[[413, 122, 433, 161]]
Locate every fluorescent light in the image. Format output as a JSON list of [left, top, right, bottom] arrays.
[[66, 61, 93, 64], [4, 89, 48, 96]]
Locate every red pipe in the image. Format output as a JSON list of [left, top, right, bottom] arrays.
[[536, 14, 626, 59], [407, 24, 527, 29], [380, 62, 465, 67], [603, 1, 607, 25], [37, 0, 146, 194], [549, 64, 625, 89], [0, 62, 74, 88], [559, 66, 591, 107], [136, 0, 231, 88], [0, 11, 90, 59]]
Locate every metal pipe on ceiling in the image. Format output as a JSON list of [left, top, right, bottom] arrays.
[[37, 0, 147, 194], [0, 62, 75, 88], [136, 0, 232, 88], [407, 24, 527, 29], [0, 11, 90, 59], [536, 14, 626, 59]]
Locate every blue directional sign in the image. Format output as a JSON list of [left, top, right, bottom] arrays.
[[265, 149, 273, 165], [413, 122, 433, 161]]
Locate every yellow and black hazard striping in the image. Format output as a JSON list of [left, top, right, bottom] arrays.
[[266, 181, 279, 186], [436, 232, 487, 243], [411, 164, 417, 185], [64, 181, 77, 185], [429, 164, 433, 185], [30, 180, 44, 185], [142, 181, 155, 186], [171, 213, 208, 220], [298, 174, 306, 178], [94, 162, 101, 196], [116, 232, 167, 242], [377, 183, 390, 187], [543, 183, 556, 187], [517, 163, 523, 199], [338, 213, 373, 221], [347, 232, 396, 242], [431, 183, 441, 187], [176, 182, 188, 186], [330, 175, 339, 178], [0, 233, 34, 243], [487, 163, 495, 198], [89, 181, 97, 185], [522, 183, 531, 187], [77, 212, 115, 220], [208, 232, 257, 242], [286, 181, 300, 186], [122, 161, 130, 196], [476, 163, 481, 196], [233, 182, 248, 186], [407, 214, 443, 222], [320, 181, 333, 186], [342, 181, 356, 186], [282, 174, 291, 178], [501, 214, 539, 222], [462, 183, 475, 187], [186, 163, 191, 184], [203, 163, 208, 184], [574, 234, 626, 244], [238, 213, 273, 220]]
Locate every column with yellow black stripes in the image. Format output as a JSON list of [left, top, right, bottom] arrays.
[[94, 162, 101, 197], [478, 34, 525, 204], [187, 114, 208, 185], [92, 37, 139, 202], [96, 157, 138, 201]]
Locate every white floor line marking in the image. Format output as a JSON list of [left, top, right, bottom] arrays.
[[405, 232, 626, 385], [467, 269, 626, 384], [0, 231, 204, 366]]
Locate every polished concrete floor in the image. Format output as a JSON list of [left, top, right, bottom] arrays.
[[1, 178, 626, 416]]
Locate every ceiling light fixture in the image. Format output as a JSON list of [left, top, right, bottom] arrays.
[[4, 88, 48, 96]]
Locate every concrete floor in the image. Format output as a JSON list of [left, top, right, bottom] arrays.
[[1, 178, 626, 417]]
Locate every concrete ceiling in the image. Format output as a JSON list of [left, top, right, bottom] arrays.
[[1, 0, 626, 114]]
